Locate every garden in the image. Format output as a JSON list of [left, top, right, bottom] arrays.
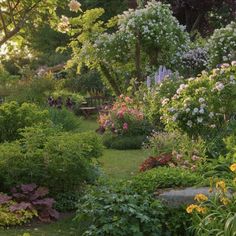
[[0, 0, 236, 235]]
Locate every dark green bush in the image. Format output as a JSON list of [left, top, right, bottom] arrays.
[[103, 133, 146, 150], [0, 128, 103, 194], [76, 185, 165, 236], [128, 167, 204, 194], [54, 192, 79, 212], [48, 108, 81, 131], [8, 76, 55, 105], [0, 101, 49, 142]]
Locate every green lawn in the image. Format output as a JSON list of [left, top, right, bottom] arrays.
[[0, 119, 147, 236]]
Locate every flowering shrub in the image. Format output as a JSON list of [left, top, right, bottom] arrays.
[[161, 62, 236, 139], [207, 21, 236, 69], [142, 73, 184, 129], [99, 95, 151, 137], [181, 46, 208, 77], [63, 1, 190, 94], [187, 164, 236, 235], [144, 131, 206, 171]]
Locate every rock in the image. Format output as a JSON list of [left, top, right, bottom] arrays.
[[156, 187, 216, 207]]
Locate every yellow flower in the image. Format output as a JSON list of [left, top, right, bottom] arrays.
[[186, 204, 198, 214], [220, 197, 231, 206], [216, 180, 227, 192], [196, 206, 207, 214], [230, 163, 236, 172], [194, 193, 208, 202]]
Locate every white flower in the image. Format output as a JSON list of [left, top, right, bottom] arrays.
[[185, 108, 190, 113], [215, 82, 224, 91], [187, 120, 193, 127], [231, 61, 236, 66], [199, 108, 204, 114], [199, 98, 205, 103], [161, 98, 169, 106], [210, 124, 216, 128], [209, 112, 214, 118], [57, 15, 70, 33], [192, 108, 199, 114], [197, 117, 203, 123], [68, 0, 82, 12]]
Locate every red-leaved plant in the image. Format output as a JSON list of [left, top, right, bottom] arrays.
[[11, 183, 59, 222], [139, 154, 173, 172]]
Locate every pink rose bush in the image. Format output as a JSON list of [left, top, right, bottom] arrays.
[[99, 95, 151, 137]]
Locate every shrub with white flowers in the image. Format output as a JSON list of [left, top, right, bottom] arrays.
[[181, 47, 208, 77], [207, 21, 236, 69], [62, 0, 190, 94], [161, 62, 236, 138]]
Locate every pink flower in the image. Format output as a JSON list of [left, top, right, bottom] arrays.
[[123, 123, 128, 130], [125, 96, 132, 103], [117, 110, 124, 118]]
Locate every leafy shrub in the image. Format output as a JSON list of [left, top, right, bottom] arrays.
[[48, 108, 81, 131], [0, 101, 49, 142], [11, 183, 59, 222], [161, 62, 236, 139], [54, 192, 78, 212], [102, 133, 146, 150], [8, 76, 56, 105], [207, 21, 236, 69], [187, 168, 236, 236], [76, 185, 165, 236], [128, 167, 204, 194], [0, 193, 37, 227], [0, 128, 103, 194], [139, 154, 173, 172]]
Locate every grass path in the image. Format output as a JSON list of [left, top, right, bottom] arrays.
[[0, 119, 147, 236]]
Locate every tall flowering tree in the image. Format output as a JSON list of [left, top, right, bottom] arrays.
[[59, 0, 190, 95]]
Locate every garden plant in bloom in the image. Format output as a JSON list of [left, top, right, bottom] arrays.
[[187, 163, 236, 235], [99, 95, 149, 137], [161, 62, 236, 139]]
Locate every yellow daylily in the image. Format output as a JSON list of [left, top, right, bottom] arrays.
[[194, 193, 208, 202]]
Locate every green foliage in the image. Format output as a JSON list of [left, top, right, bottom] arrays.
[[54, 192, 78, 212], [0, 128, 103, 194], [0, 199, 37, 227], [0, 101, 49, 142], [48, 108, 81, 131], [76, 185, 165, 236], [103, 133, 146, 150], [207, 22, 236, 69], [161, 63, 236, 139], [7, 76, 56, 105], [128, 167, 204, 194]]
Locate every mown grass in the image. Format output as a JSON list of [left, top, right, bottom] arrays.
[[0, 118, 147, 236]]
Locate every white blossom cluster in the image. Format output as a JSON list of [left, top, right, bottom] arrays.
[[207, 21, 236, 69], [160, 62, 236, 137]]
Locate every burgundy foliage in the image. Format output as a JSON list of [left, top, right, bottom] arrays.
[[11, 184, 59, 222], [139, 154, 173, 172], [0, 193, 12, 204]]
